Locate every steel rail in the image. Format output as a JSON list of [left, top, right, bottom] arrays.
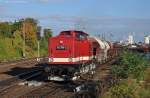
[[0, 69, 42, 94]]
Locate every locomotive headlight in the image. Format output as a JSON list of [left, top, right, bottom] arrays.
[[68, 58, 73, 62], [60, 40, 63, 44], [49, 58, 53, 62]]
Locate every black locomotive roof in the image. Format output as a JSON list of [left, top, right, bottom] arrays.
[[60, 30, 89, 36]]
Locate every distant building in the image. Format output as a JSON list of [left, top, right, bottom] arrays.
[[144, 35, 150, 44], [128, 35, 134, 45]]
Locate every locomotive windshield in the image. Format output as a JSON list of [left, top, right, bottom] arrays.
[[60, 31, 72, 36], [76, 32, 87, 40]]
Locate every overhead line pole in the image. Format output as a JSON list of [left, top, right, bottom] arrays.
[[23, 22, 26, 58], [37, 26, 41, 62]]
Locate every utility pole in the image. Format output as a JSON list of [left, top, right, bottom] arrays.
[[23, 22, 26, 58], [37, 26, 41, 62]]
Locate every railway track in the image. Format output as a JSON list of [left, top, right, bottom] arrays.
[[17, 58, 116, 98], [0, 69, 42, 95], [0, 57, 117, 98], [16, 82, 74, 98], [0, 58, 35, 66], [72, 58, 117, 98], [18, 83, 61, 98], [0, 57, 48, 81], [0, 57, 48, 68]]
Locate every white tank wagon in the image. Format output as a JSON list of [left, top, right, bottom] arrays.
[[89, 36, 111, 63]]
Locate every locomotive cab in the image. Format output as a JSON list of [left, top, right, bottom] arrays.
[[48, 31, 90, 65]]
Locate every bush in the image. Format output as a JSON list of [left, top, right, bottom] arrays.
[[111, 50, 149, 80], [111, 65, 128, 78], [102, 50, 150, 98], [103, 79, 150, 98]]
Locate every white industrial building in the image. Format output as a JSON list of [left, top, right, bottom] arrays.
[[144, 35, 150, 44], [128, 35, 134, 45]]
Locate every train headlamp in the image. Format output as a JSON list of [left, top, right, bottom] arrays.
[[60, 40, 63, 44]]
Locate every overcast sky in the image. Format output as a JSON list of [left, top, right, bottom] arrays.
[[0, 0, 150, 42]]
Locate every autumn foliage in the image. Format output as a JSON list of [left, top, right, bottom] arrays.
[[0, 18, 52, 60]]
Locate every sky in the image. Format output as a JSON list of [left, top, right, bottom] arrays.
[[0, 0, 150, 42]]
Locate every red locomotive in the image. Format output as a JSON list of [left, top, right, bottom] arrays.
[[45, 30, 117, 81]]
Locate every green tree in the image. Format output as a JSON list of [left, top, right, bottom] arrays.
[[21, 18, 38, 50], [43, 28, 52, 38], [0, 22, 12, 37], [40, 28, 52, 56], [12, 30, 23, 57]]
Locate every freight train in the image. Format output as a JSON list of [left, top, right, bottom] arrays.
[[44, 30, 117, 81]]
